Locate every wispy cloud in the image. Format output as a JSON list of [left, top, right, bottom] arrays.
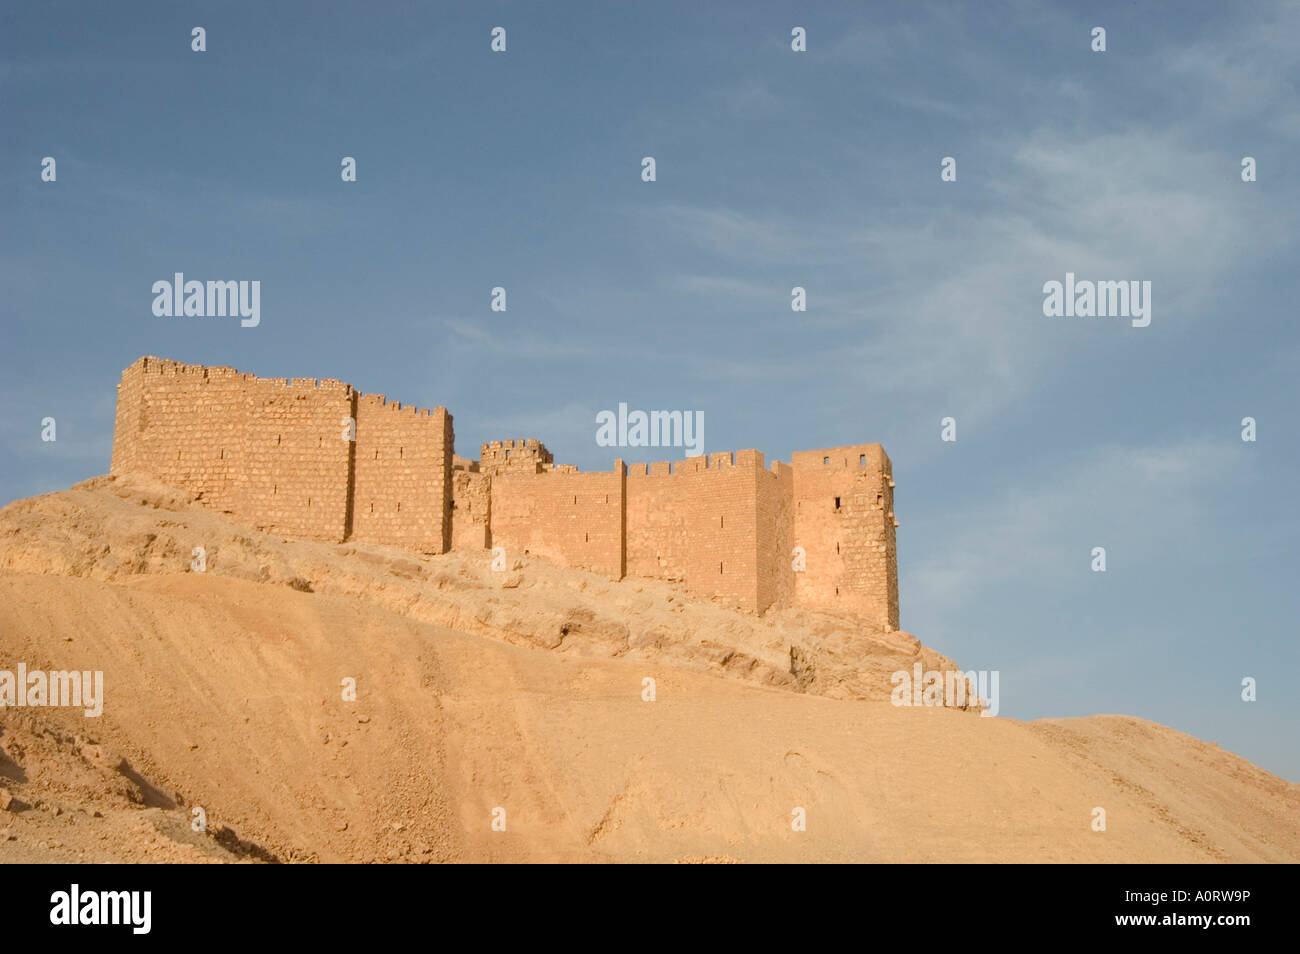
[[1160, 2, 1300, 137], [440, 317, 603, 362]]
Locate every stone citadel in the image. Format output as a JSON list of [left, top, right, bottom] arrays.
[[110, 357, 900, 629]]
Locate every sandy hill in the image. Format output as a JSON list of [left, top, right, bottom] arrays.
[[0, 475, 1295, 863]]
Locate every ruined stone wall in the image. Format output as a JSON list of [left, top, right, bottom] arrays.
[[351, 395, 453, 554], [624, 451, 766, 613], [111, 357, 451, 551], [111, 357, 899, 628], [623, 461, 687, 582], [756, 460, 795, 613], [479, 439, 553, 476], [239, 375, 353, 542], [111, 357, 353, 542], [790, 444, 899, 629], [487, 465, 625, 579], [451, 469, 491, 550], [112, 357, 251, 510]]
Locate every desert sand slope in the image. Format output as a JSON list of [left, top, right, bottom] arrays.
[[1, 568, 1297, 863], [0, 475, 965, 702], [0, 476, 1296, 862]]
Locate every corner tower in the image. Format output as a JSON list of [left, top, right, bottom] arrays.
[[790, 443, 899, 630]]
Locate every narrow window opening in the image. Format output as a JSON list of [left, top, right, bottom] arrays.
[[836, 542, 840, 554], [719, 562, 724, 574], [720, 515, 724, 528], [823, 456, 830, 465], [859, 454, 866, 466], [834, 496, 841, 511]]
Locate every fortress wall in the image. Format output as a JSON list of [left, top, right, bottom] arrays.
[[451, 469, 491, 550], [870, 446, 900, 630], [683, 453, 762, 613], [111, 357, 449, 550], [111, 358, 257, 513], [239, 375, 353, 541], [625, 451, 765, 613], [790, 443, 898, 630], [110, 358, 148, 475], [111, 358, 899, 627], [756, 460, 796, 613], [108, 356, 330, 527], [351, 396, 453, 554], [479, 439, 552, 476], [488, 465, 625, 579], [623, 465, 688, 583]]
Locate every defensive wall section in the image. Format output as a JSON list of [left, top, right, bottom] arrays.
[[112, 357, 899, 629], [111, 356, 452, 553]]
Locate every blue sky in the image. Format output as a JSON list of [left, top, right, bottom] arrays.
[[3, 1, 1298, 779]]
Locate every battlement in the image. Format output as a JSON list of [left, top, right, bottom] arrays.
[[126, 356, 354, 393], [482, 438, 549, 452], [792, 442, 891, 473], [626, 449, 769, 476], [356, 391, 446, 417], [478, 438, 555, 476], [112, 357, 899, 629], [463, 441, 897, 625]]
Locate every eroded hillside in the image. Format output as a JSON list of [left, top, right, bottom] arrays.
[[1, 476, 1296, 863]]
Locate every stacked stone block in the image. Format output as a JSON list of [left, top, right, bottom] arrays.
[[111, 357, 452, 552], [112, 357, 899, 629]]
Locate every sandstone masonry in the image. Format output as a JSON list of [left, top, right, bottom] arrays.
[[111, 357, 900, 630]]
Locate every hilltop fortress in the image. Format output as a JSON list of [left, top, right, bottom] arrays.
[[110, 357, 900, 629]]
